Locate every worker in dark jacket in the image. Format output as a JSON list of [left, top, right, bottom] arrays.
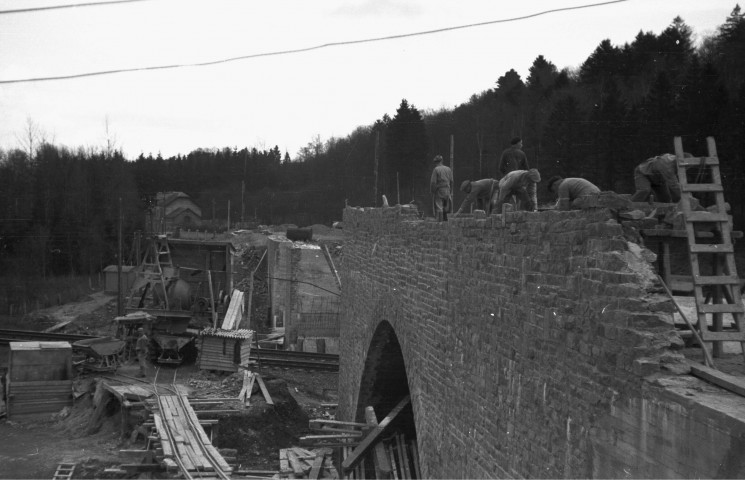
[[546, 176, 601, 209], [630, 153, 681, 203], [498, 137, 529, 177], [453, 179, 499, 216]]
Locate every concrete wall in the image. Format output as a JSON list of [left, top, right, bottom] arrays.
[[267, 235, 340, 350], [338, 205, 745, 479]]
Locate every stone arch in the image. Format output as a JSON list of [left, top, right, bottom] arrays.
[[353, 320, 418, 473]]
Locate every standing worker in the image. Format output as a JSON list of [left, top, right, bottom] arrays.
[[430, 155, 453, 222], [498, 137, 529, 177], [135, 327, 150, 378], [493, 169, 541, 212], [452, 178, 499, 216], [630, 153, 682, 203], [546, 176, 600, 210]]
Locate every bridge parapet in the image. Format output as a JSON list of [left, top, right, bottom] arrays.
[[339, 205, 745, 478]]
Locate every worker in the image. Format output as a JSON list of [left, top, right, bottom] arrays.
[[630, 153, 681, 203], [493, 168, 541, 212], [452, 179, 499, 216], [546, 176, 600, 210], [430, 154, 453, 222], [498, 137, 529, 177], [135, 327, 150, 378]]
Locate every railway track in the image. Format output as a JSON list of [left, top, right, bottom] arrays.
[[250, 348, 339, 371], [0, 328, 100, 345]]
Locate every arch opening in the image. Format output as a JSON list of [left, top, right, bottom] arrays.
[[352, 321, 419, 478]]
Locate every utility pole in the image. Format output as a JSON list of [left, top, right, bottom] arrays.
[[227, 200, 231, 231], [241, 180, 245, 225], [397, 172, 400, 206], [450, 134, 455, 207], [212, 198, 216, 228], [117, 197, 122, 316], [374, 131, 379, 206]]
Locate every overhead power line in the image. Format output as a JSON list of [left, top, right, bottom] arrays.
[[0, 0, 628, 85], [0, 0, 151, 15]]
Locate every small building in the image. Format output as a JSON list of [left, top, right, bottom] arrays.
[[198, 328, 253, 372], [103, 265, 137, 294], [151, 191, 202, 233], [5, 341, 73, 419]]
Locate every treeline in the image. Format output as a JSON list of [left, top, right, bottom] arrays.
[[1, 7, 744, 282]]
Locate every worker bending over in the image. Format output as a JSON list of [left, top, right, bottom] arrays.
[[546, 176, 600, 210], [493, 168, 541, 212], [630, 153, 681, 203], [453, 179, 499, 216]]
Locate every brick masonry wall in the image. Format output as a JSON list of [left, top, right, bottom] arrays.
[[338, 205, 745, 478]]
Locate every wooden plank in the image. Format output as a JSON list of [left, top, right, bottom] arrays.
[[309, 419, 368, 429], [365, 406, 392, 479], [342, 396, 411, 471], [256, 374, 274, 405], [689, 244, 734, 254], [387, 443, 399, 480], [178, 394, 232, 473], [279, 449, 292, 474], [699, 303, 744, 314], [287, 449, 308, 476], [689, 361, 745, 397], [681, 183, 723, 192], [309, 453, 325, 480], [411, 442, 421, 479], [396, 434, 411, 479]]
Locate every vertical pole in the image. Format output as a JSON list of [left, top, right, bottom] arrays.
[[241, 180, 245, 225], [397, 172, 400, 205], [212, 198, 216, 228], [450, 134, 455, 209], [227, 200, 231, 232], [117, 197, 123, 316], [374, 131, 379, 206]]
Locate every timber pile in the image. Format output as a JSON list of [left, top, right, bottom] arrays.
[[238, 369, 273, 406], [279, 447, 338, 479]]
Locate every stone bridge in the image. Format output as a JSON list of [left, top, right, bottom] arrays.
[[337, 204, 745, 478]]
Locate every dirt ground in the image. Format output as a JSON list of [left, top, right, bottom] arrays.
[[0, 239, 340, 479]]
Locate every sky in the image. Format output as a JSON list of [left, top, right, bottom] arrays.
[[0, 0, 738, 160]]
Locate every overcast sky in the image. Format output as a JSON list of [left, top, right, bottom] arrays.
[[0, 0, 738, 159]]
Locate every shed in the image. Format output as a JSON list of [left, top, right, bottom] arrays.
[[197, 328, 253, 372], [103, 265, 137, 295], [5, 341, 73, 419]]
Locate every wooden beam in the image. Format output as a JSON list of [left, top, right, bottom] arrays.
[[689, 361, 745, 397], [342, 395, 411, 471], [256, 374, 274, 405], [366, 406, 393, 479], [309, 453, 325, 480]]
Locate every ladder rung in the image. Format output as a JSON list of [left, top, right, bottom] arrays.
[[689, 244, 734, 253], [682, 184, 723, 193], [699, 303, 745, 314], [694, 275, 742, 286], [677, 156, 719, 167], [685, 212, 730, 222], [699, 330, 745, 342]]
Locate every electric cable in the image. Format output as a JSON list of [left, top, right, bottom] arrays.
[[0, 0, 628, 85]]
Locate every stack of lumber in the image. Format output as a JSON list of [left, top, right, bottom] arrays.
[[221, 289, 245, 330], [279, 447, 338, 479]]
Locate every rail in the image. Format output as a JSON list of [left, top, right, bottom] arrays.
[[250, 348, 339, 371], [0, 328, 99, 345]]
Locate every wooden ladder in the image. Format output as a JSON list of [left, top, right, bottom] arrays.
[[52, 463, 76, 480], [674, 136, 745, 362]]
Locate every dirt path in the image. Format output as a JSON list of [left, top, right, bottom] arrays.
[[32, 291, 116, 331]]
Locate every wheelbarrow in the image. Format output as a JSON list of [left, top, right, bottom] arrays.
[[73, 337, 126, 372]]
